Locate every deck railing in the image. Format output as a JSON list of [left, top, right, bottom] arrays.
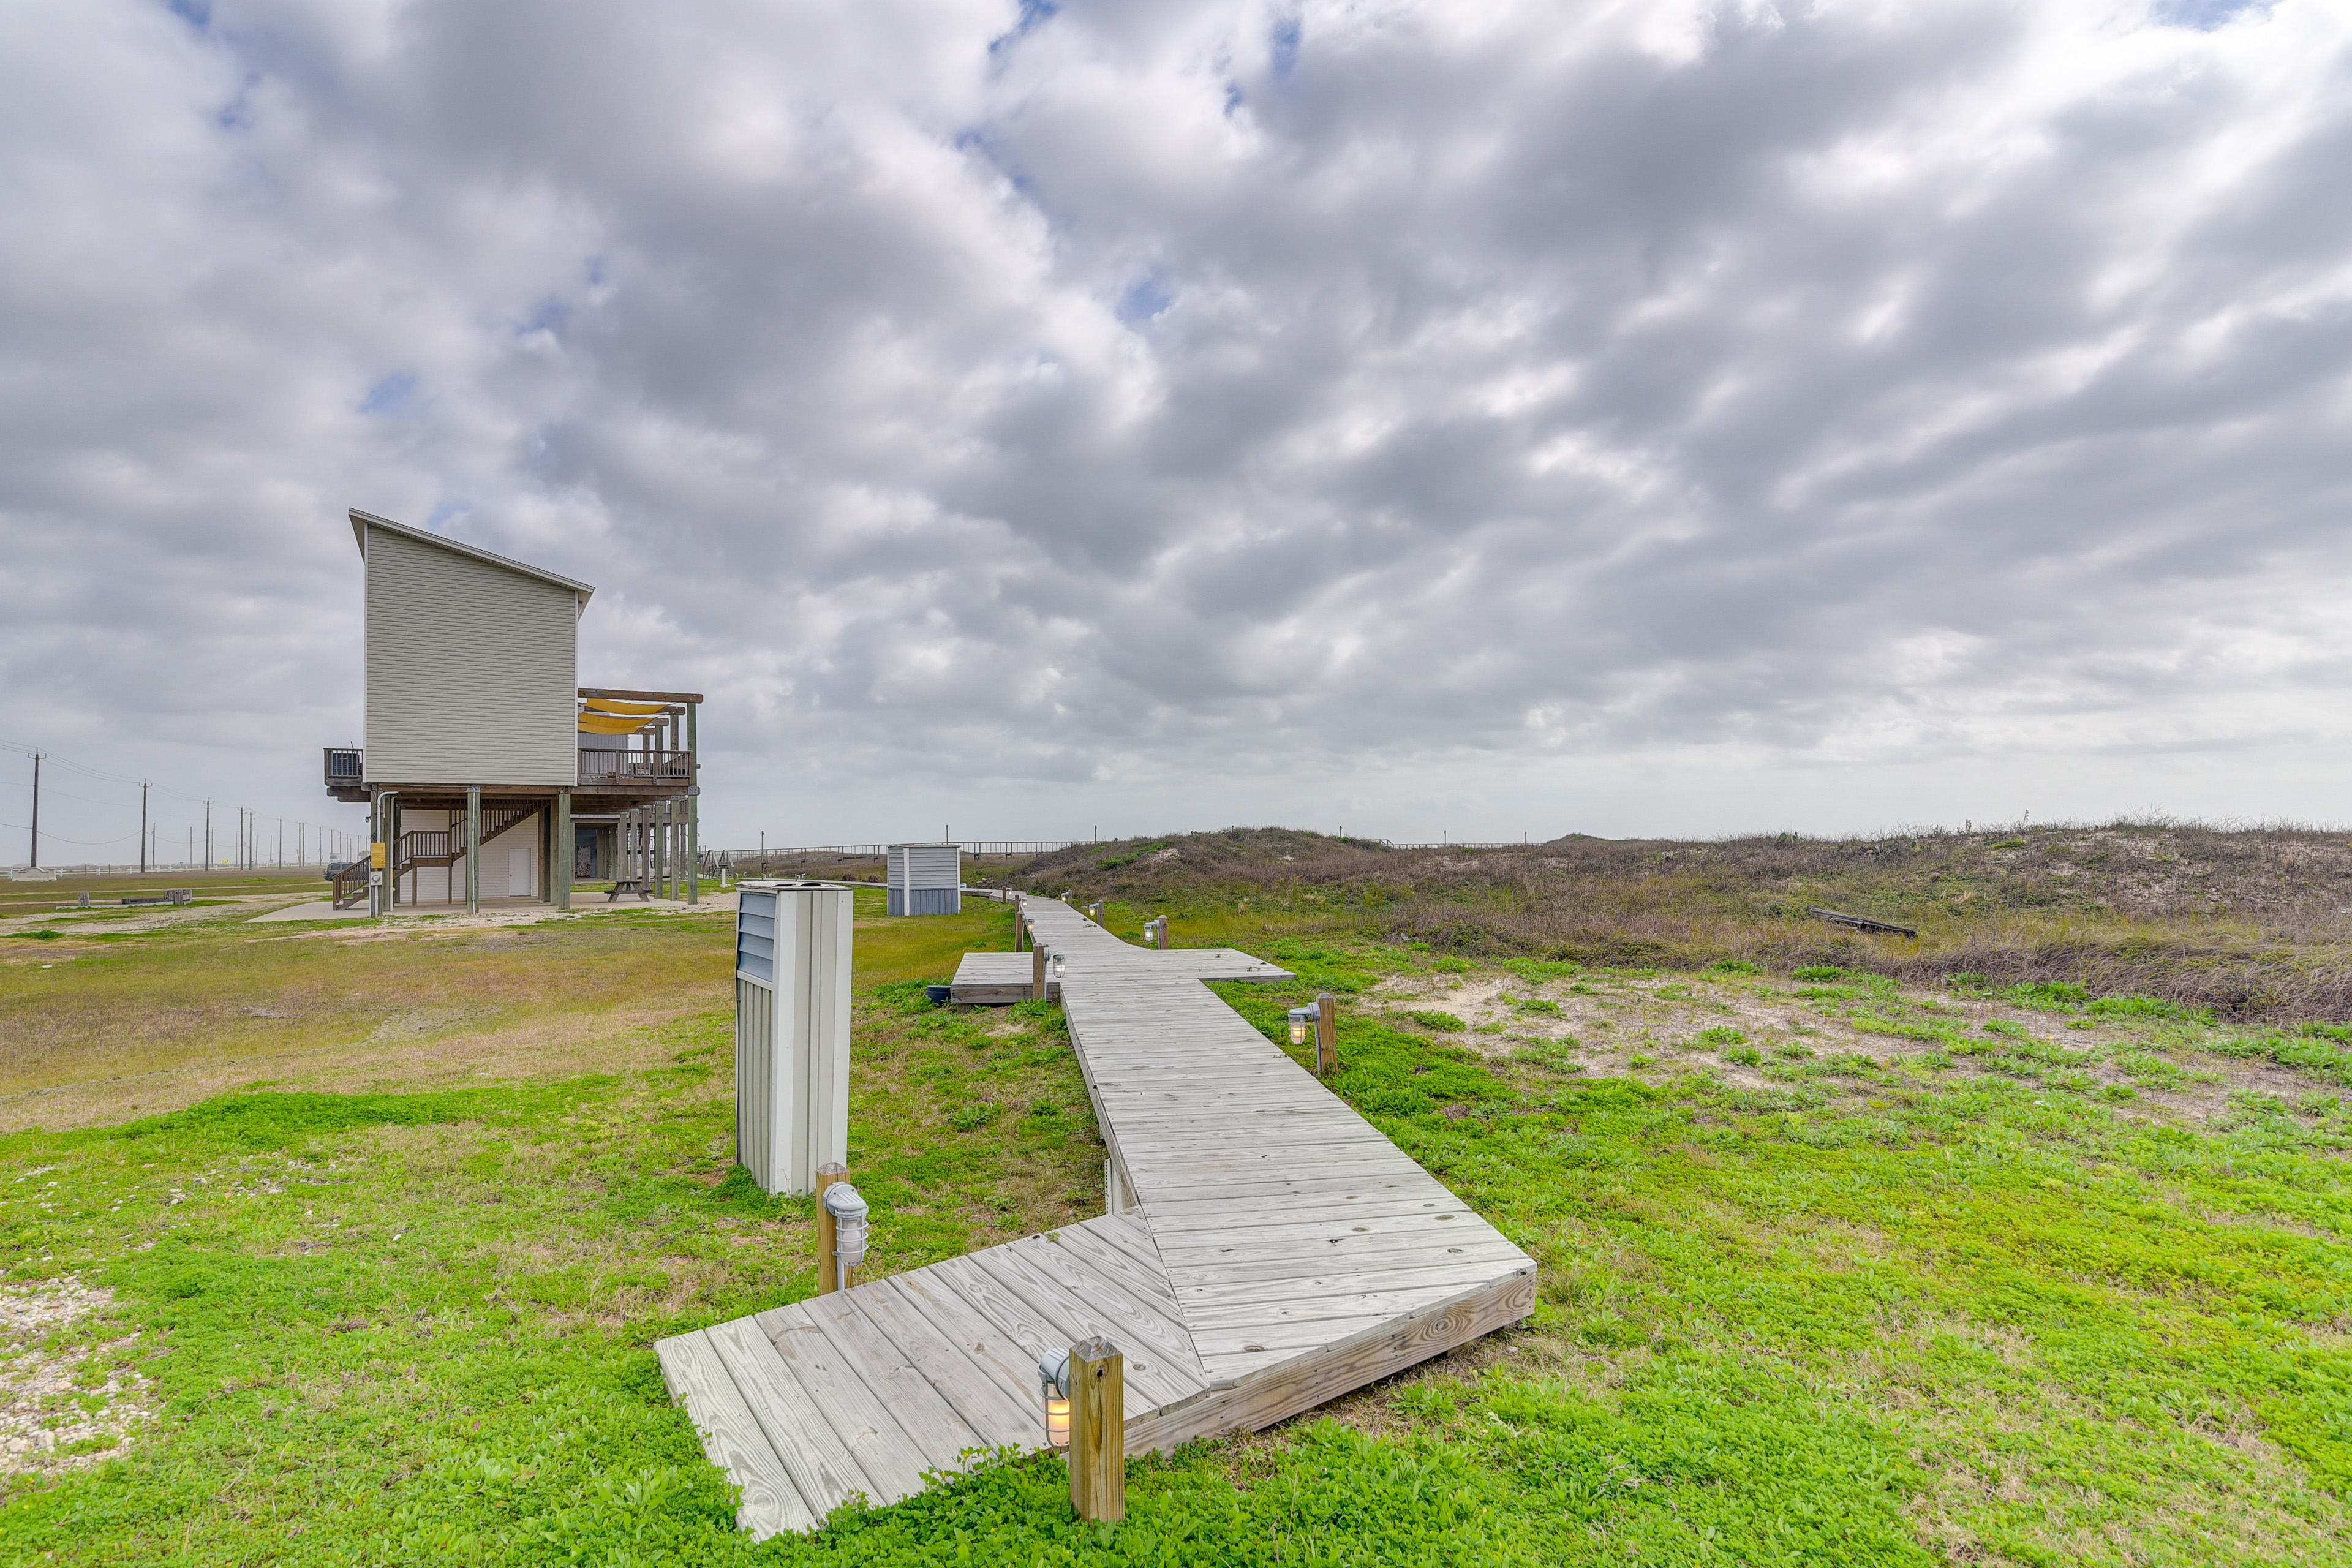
[[323, 747, 363, 787], [578, 748, 693, 787]]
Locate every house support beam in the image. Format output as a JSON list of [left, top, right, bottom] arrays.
[[685, 701, 699, 905], [465, 786, 481, 914], [369, 791, 393, 918], [554, 790, 572, 910]]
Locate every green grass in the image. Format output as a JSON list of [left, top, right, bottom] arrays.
[[1, 910, 2350, 1563]]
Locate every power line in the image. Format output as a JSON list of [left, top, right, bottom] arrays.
[[0, 821, 139, 847], [4, 731, 359, 869], [0, 734, 255, 807]]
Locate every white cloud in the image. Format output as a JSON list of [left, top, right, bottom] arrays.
[[4, 0, 2350, 857]]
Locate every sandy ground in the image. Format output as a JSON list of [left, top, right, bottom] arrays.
[[249, 891, 738, 926], [1371, 968, 2335, 1128], [0, 1278, 149, 1479], [0, 891, 308, 937]]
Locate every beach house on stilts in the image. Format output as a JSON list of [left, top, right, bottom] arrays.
[[322, 508, 703, 914]]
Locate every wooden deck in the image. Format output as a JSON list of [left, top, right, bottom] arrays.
[[948, 942, 1294, 1005], [658, 896, 1537, 1537]]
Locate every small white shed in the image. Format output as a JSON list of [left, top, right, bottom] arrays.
[[886, 843, 962, 916]]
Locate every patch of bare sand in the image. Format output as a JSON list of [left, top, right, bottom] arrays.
[[1369, 970, 2343, 1131], [0, 996, 712, 1133], [0, 1277, 151, 1480]]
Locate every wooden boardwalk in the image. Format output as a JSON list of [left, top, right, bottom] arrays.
[[658, 897, 1537, 1537]]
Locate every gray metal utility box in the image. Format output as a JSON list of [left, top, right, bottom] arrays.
[[886, 843, 962, 916], [734, 880, 854, 1195]]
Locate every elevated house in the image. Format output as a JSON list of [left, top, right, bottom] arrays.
[[323, 509, 702, 914]]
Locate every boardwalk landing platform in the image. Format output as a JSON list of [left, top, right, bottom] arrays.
[[658, 897, 1538, 1537], [948, 944, 1294, 1005]]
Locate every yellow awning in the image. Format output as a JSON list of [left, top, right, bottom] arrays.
[[576, 713, 661, 735], [581, 697, 671, 715]]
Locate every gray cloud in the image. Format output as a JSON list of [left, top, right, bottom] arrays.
[[4, 0, 2350, 856]]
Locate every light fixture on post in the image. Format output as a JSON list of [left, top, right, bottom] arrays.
[[1287, 1004, 1317, 1049], [1038, 1348, 1071, 1449], [823, 1181, 870, 1290], [1050, 951, 1066, 990]]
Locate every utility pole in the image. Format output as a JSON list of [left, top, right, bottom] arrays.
[[26, 752, 39, 869], [140, 781, 149, 874], [277, 817, 283, 868], [204, 801, 212, 868]]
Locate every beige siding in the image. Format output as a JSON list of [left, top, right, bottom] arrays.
[[363, 526, 578, 785]]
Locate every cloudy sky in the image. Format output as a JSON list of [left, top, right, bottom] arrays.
[[4, 0, 2349, 861]]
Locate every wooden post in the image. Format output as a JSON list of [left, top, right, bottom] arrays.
[[553, 789, 571, 910], [1316, 991, 1337, 1077], [1067, 1336, 1125, 1522], [1033, 944, 1047, 1001], [465, 786, 481, 914], [814, 1161, 849, 1293], [685, 701, 700, 905]]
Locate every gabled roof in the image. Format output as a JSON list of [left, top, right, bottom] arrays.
[[349, 508, 595, 608]]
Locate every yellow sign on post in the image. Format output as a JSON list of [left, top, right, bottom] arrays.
[[370, 842, 387, 870]]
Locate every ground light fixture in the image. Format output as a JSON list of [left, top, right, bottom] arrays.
[[1038, 1348, 1072, 1449], [1050, 951, 1066, 986], [1287, 1005, 1318, 1047], [823, 1182, 870, 1286]]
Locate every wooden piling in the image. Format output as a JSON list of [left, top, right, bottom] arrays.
[[1033, 944, 1047, 1001], [1316, 992, 1337, 1077], [814, 1161, 849, 1294], [1067, 1336, 1125, 1523], [552, 788, 571, 910]]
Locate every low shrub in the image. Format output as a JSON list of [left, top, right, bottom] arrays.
[[2010, 980, 2089, 1008], [2086, 994, 2215, 1024]]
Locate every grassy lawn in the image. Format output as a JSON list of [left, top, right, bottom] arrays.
[[1, 889, 2348, 1564]]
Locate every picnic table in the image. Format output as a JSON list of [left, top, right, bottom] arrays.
[[605, 879, 654, 902]]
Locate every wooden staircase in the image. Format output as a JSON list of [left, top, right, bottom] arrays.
[[330, 804, 540, 909]]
